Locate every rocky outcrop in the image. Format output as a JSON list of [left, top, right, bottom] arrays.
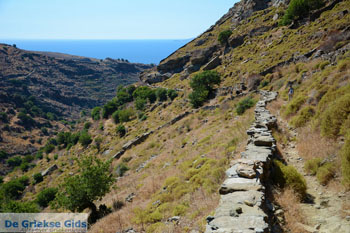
[[203, 56, 222, 71], [41, 164, 58, 177], [206, 91, 277, 233]]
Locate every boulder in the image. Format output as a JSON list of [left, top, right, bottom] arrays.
[[253, 136, 275, 147], [203, 56, 222, 70], [219, 178, 263, 194], [157, 55, 190, 73], [236, 164, 256, 179], [41, 164, 58, 177]]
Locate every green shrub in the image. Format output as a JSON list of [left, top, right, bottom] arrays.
[[24, 154, 34, 163], [116, 124, 126, 137], [0, 112, 8, 123], [0, 176, 3, 184], [135, 97, 147, 111], [35, 152, 43, 160], [290, 106, 315, 127], [118, 109, 134, 122], [102, 101, 118, 119], [236, 97, 255, 115], [33, 173, 43, 184], [54, 154, 58, 160], [273, 160, 307, 199], [173, 204, 188, 216], [167, 89, 178, 100], [341, 135, 350, 187], [2, 178, 27, 199], [319, 61, 330, 70], [0, 150, 8, 160], [189, 71, 221, 108], [189, 88, 209, 108], [91, 107, 101, 120], [17, 112, 36, 128], [280, 0, 323, 26], [156, 88, 168, 101], [20, 162, 30, 172], [283, 96, 306, 117], [116, 163, 129, 177], [316, 162, 335, 185], [36, 187, 58, 208], [320, 93, 350, 137], [133, 86, 156, 103], [2, 200, 39, 213], [44, 143, 55, 154], [7, 156, 22, 167], [84, 122, 92, 130], [304, 158, 322, 175], [218, 30, 232, 46], [79, 131, 92, 147], [112, 110, 120, 124]]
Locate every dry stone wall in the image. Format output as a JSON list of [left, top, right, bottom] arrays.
[[206, 91, 278, 233]]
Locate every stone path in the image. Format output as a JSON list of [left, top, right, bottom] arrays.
[[276, 115, 350, 233], [206, 91, 278, 233]]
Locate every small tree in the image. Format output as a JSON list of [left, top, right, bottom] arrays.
[[94, 137, 103, 152], [91, 107, 101, 121], [112, 110, 120, 124], [135, 98, 147, 111], [189, 71, 221, 108], [33, 173, 43, 184], [36, 187, 58, 208], [167, 89, 178, 100], [218, 30, 232, 46], [53, 156, 114, 223], [116, 125, 126, 137], [79, 131, 92, 147], [156, 88, 168, 102]]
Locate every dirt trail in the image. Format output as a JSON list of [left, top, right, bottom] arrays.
[[275, 111, 350, 233]]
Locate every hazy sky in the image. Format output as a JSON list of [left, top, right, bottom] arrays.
[[0, 0, 238, 39]]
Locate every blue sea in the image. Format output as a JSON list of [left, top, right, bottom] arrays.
[[0, 39, 192, 64]]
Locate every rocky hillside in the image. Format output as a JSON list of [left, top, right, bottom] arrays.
[[0, 44, 151, 156], [0, 44, 151, 119], [1, 0, 350, 232]]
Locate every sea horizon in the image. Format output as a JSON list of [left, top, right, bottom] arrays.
[[0, 39, 193, 64]]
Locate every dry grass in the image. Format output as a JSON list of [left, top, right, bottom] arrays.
[[297, 126, 339, 161], [275, 188, 308, 233]]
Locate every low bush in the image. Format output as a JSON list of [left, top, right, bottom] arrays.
[[0, 150, 8, 160], [135, 98, 147, 111], [116, 163, 129, 177], [0, 112, 8, 123], [290, 106, 315, 127], [84, 122, 92, 130], [273, 160, 307, 199], [218, 30, 232, 46], [2, 177, 27, 199], [167, 89, 178, 100], [91, 107, 101, 120], [2, 200, 39, 213], [304, 158, 322, 175], [118, 109, 134, 123], [283, 96, 306, 117], [7, 156, 22, 167], [316, 162, 335, 185], [116, 124, 126, 137], [280, 0, 324, 26], [33, 173, 43, 184], [79, 131, 92, 147], [43, 143, 55, 154], [236, 97, 255, 115], [156, 88, 168, 101], [36, 187, 58, 208]]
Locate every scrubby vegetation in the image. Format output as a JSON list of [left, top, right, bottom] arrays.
[[280, 0, 324, 25], [273, 160, 307, 199], [218, 30, 232, 46], [236, 97, 256, 115], [189, 71, 221, 107]]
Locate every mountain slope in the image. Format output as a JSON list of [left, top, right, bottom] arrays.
[[1, 0, 350, 232]]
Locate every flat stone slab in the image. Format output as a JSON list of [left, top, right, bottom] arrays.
[[219, 178, 263, 194], [253, 136, 275, 147], [206, 215, 268, 233]]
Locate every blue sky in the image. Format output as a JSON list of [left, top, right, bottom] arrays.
[[0, 0, 238, 39]]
